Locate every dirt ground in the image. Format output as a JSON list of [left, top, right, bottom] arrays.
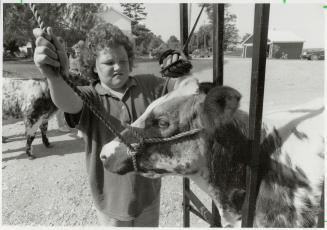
[[2, 58, 324, 227]]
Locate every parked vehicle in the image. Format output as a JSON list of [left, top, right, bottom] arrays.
[[301, 50, 324, 60]]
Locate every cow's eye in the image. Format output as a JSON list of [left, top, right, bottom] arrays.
[[158, 119, 169, 128]]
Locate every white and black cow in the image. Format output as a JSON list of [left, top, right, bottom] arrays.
[[2, 74, 93, 159], [3, 78, 57, 159], [100, 77, 324, 227]]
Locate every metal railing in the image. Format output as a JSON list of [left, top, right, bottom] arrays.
[[180, 3, 324, 228]]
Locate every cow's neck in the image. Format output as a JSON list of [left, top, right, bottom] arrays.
[[202, 111, 312, 227], [188, 169, 242, 227]]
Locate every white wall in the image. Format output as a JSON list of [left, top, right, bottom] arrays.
[[99, 10, 132, 34]]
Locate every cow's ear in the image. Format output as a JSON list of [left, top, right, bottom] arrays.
[[203, 86, 241, 128], [198, 82, 215, 94]]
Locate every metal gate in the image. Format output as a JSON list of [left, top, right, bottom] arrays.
[[179, 3, 325, 228]]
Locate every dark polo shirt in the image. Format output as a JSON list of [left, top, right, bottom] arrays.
[[64, 74, 173, 220]]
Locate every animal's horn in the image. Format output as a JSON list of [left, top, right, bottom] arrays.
[[203, 86, 242, 128]]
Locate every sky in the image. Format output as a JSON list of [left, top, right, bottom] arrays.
[[108, 3, 325, 48]]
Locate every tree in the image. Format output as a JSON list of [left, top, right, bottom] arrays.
[[167, 35, 180, 50], [120, 4, 151, 55], [120, 3, 147, 26], [148, 35, 164, 51], [132, 24, 153, 55], [59, 3, 108, 47], [151, 43, 169, 59], [200, 4, 240, 50], [3, 3, 66, 55], [3, 3, 106, 55], [194, 24, 212, 50], [62, 4, 105, 35]]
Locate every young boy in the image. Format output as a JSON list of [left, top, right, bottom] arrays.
[[33, 23, 190, 226]]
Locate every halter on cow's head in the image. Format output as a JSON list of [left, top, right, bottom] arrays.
[[100, 77, 241, 177]]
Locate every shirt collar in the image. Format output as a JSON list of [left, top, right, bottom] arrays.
[[94, 76, 137, 97]]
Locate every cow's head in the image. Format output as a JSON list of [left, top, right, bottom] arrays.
[[100, 77, 241, 178]]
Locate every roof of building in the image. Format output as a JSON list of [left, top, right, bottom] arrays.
[[102, 6, 133, 22], [242, 30, 305, 45]]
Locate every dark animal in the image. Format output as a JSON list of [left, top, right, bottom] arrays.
[[100, 77, 324, 227]]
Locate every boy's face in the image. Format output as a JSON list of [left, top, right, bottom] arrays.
[[95, 45, 131, 91]]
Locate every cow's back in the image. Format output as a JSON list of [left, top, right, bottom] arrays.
[[255, 98, 324, 227], [264, 98, 324, 185], [2, 78, 51, 118]]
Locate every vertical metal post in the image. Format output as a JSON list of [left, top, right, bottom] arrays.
[[211, 200, 221, 227], [211, 3, 224, 228], [180, 3, 190, 228], [183, 178, 190, 227], [213, 4, 224, 86], [241, 4, 270, 227], [180, 3, 189, 54], [318, 183, 324, 227]]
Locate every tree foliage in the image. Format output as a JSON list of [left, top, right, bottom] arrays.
[[120, 3, 163, 56], [62, 4, 105, 35], [3, 3, 106, 55], [148, 35, 164, 51], [120, 3, 147, 26], [193, 4, 239, 50], [167, 35, 180, 50], [3, 4, 71, 54], [151, 43, 169, 59], [194, 24, 212, 51], [132, 24, 152, 55]]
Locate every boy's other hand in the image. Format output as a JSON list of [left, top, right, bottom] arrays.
[[159, 49, 192, 78], [33, 27, 69, 79]]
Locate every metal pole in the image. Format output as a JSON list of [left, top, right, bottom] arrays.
[[180, 3, 190, 228], [184, 189, 213, 224], [241, 4, 270, 227], [180, 3, 189, 54], [213, 4, 224, 86], [211, 4, 224, 227], [318, 183, 324, 227], [182, 5, 205, 52], [183, 178, 190, 227]]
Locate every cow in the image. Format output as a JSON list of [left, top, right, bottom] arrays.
[[100, 77, 324, 227], [2, 73, 94, 159]]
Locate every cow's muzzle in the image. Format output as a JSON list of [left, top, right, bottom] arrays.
[[100, 140, 134, 175]]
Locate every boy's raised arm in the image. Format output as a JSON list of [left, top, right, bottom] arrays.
[[33, 27, 83, 114]]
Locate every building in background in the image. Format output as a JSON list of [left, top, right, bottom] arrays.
[[241, 30, 305, 59], [97, 7, 135, 44]]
